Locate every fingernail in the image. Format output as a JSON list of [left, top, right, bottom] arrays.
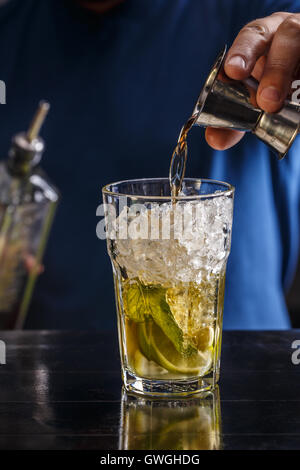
[[226, 55, 246, 69], [260, 86, 281, 103]]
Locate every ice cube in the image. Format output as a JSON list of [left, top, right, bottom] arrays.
[[108, 196, 233, 284]]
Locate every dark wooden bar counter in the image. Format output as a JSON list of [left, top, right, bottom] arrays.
[[0, 330, 299, 450]]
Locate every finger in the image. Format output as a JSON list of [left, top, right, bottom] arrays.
[[251, 55, 266, 81], [225, 12, 289, 80], [24, 255, 44, 275], [205, 128, 245, 150], [257, 15, 300, 112]]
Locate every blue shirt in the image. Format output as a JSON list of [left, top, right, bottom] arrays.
[[0, 0, 299, 330]]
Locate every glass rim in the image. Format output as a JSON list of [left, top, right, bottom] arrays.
[[102, 177, 235, 200]]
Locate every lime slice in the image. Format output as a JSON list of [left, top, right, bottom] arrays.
[[122, 280, 147, 322], [133, 349, 167, 378], [194, 326, 214, 352], [122, 279, 196, 357], [137, 320, 152, 361], [146, 286, 196, 357], [138, 321, 212, 376]]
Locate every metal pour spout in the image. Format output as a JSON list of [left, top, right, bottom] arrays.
[[27, 101, 50, 143], [7, 101, 51, 176]]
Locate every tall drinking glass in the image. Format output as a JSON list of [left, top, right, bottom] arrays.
[[102, 178, 234, 397]]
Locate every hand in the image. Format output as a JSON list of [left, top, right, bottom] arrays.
[[206, 12, 300, 150], [24, 255, 44, 276]]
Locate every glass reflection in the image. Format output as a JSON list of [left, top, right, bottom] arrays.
[[119, 387, 222, 450]]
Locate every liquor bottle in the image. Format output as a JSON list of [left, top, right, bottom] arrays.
[[0, 101, 59, 329]]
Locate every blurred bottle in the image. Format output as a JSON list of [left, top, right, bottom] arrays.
[[119, 387, 222, 450], [0, 102, 59, 329]]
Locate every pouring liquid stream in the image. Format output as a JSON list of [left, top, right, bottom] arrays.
[[169, 113, 199, 199]]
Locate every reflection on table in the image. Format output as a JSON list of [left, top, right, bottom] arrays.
[[119, 386, 222, 450]]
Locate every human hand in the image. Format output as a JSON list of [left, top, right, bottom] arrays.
[[206, 12, 300, 150], [24, 254, 44, 276]]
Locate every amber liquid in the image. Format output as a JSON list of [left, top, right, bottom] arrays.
[[169, 113, 198, 198], [119, 273, 225, 381]]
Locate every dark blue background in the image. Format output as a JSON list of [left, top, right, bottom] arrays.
[[0, 0, 299, 329]]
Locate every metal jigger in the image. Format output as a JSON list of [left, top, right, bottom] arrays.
[[193, 46, 300, 159]]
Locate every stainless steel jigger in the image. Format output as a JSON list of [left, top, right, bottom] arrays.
[[193, 45, 300, 159]]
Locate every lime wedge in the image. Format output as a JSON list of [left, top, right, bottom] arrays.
[[137, 319, 152, 361], [146, 286, 196, 357], [194, 326, 214, 352], [122, 280, 147, 323], [138, 320, 212, 376], [122, 279, 196, 357], [133, 349, 167, 378]]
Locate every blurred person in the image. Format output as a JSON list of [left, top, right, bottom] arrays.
[[0, 0, 299, 329]]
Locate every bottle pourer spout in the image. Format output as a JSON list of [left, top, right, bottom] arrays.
[[7, 100, 51, 176], [27, 101, 50, 143]]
